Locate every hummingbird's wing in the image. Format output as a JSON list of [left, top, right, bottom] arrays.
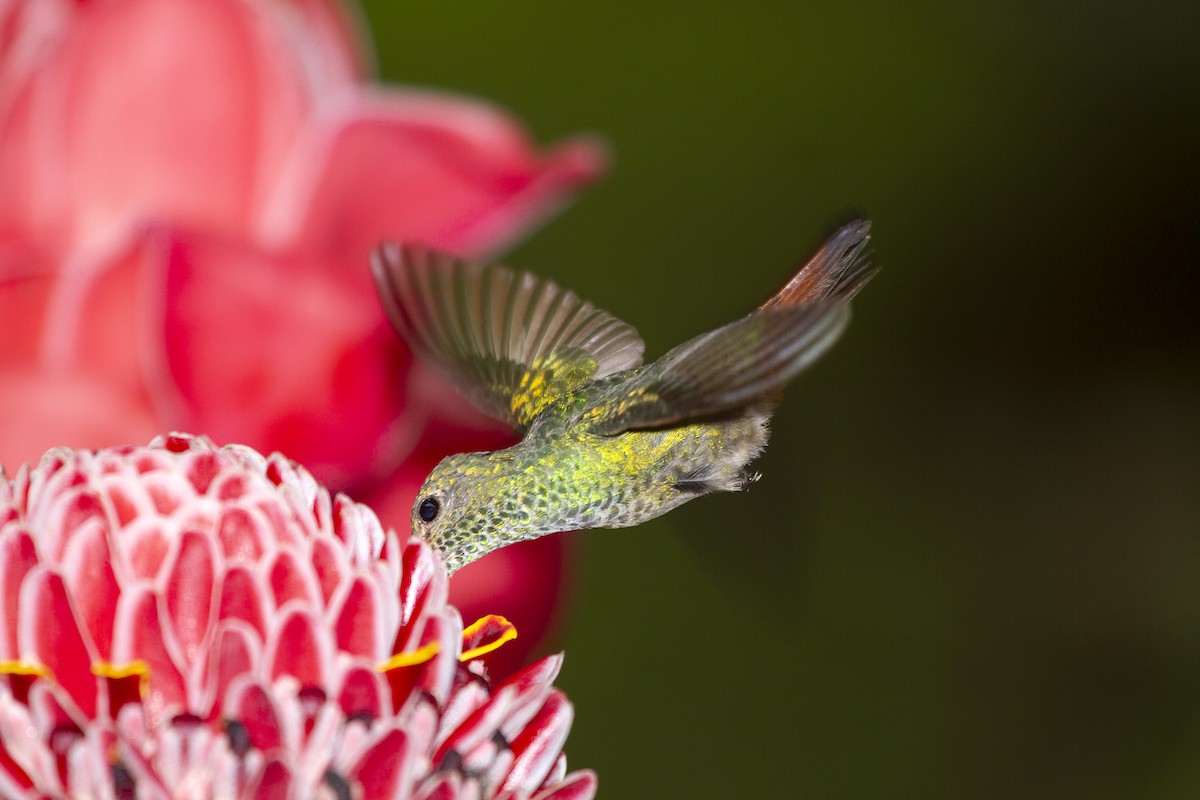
[[579, 221, 875, 435], [373, 244, 645, 431], [579, 303, 850, 435]]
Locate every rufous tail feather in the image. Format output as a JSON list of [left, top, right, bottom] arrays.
[[761, 219, 876, 310]]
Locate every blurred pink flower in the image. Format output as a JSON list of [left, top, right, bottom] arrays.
[[0, 0, 604, 667], [0, 433, 595, 799]]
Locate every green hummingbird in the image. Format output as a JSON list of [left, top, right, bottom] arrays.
[[372, 221, 877, 573]]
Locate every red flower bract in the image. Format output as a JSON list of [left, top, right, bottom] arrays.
[[0, 434, 595, 799], [0, 0, 604, 668]]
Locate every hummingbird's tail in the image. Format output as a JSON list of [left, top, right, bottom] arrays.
[[760, 220, 876, 311]]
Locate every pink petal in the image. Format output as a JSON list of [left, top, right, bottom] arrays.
[[123, 522, 170, 581], [0, 0, 313, 261], [163, 530, 217, 664], [533, 770, 598, 800], [496, 657, 563, 743], [103, 479, 141, 529], [334, 575, 385, 659], [310, 535, 346, 603], [434, 686, 517, 765], [28, 678, 81, 732], [59, 522, 119, 660], [0, 241, 162, 471], [436, 681, 490, 750], [217, 507, 268, 563], [111, 585, 186, 725], [212, 470, 252, 502], [184, 450, 221, 495], [161, 229, 410, 486], [546, 754, 567, 786], [350, 729, 410, 799], [480, 747, 517, 793], [0, 248, 54, 367], [267, 94, 608, 262], [227, 681, 283, 753], [0, 0, 78, 120], [209, 622, 259, 721], [381, 614, 457, 711], [248, 758, 292, 800], [17, 567, 96, 719], [37, 485, 106, 564], [261, 0, 368, 84], [0, 527, 38, 659], [501, 691, 573, 794], [268, 550, 319, 610], [396, 540, 439, 633], [0, 734, 35, 796], [498, 655, 564, 699], [266, 607, 329, 688], [35, 231, 166, 398], [217, 566, 268, 640], [331, 493, 388, 563], [415, 775, 459, 800], [336, 665, 384, 720]]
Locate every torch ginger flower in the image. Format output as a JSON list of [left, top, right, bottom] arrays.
[[0, 434, 595, 799], [0, 0, 605, 671]]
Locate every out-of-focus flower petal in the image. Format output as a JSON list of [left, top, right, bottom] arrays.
[[0, 0, 315, 262], [0, 371, 159, 470], [0, 0, 74, 119], [159, 229, 411, 486], [0, 251, 54, 365], [266, 0, 373, 83], [35, 230, 166, 399], [261, 93, 609, 260], [0, 231, 169, 469]]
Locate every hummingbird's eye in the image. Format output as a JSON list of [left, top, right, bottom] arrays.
[[418, 497, 440, 523]]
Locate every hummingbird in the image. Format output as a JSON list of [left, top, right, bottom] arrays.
[[372, 221, 877, 573]]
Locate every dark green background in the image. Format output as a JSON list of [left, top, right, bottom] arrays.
[[359, 3, 1199, 798]]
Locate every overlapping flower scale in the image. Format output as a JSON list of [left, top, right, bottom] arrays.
[[0, 433, 594, 799]]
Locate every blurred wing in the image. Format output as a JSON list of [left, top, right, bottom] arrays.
[[373, 243, 645, 430], [581, 303, 849, 435]]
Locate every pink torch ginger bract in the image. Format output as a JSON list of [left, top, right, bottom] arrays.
[[0, 0, 606, 669], [0, 434, 594, 799]]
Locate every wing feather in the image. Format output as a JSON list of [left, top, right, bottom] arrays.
[[581, 303, 849, 434], [373, 244, 645, 430]]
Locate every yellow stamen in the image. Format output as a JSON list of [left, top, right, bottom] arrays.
[[0, 660, 47, 677], [460, 615, 518, 662], [376, 641, 440, 671], [92, 660, 151, 697], [91, 660, 150, 679]]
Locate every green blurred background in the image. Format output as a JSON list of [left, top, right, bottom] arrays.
[[360, 3, 1198, 797]]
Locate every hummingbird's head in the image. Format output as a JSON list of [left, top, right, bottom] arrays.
[[410, 450, 522, 573]]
